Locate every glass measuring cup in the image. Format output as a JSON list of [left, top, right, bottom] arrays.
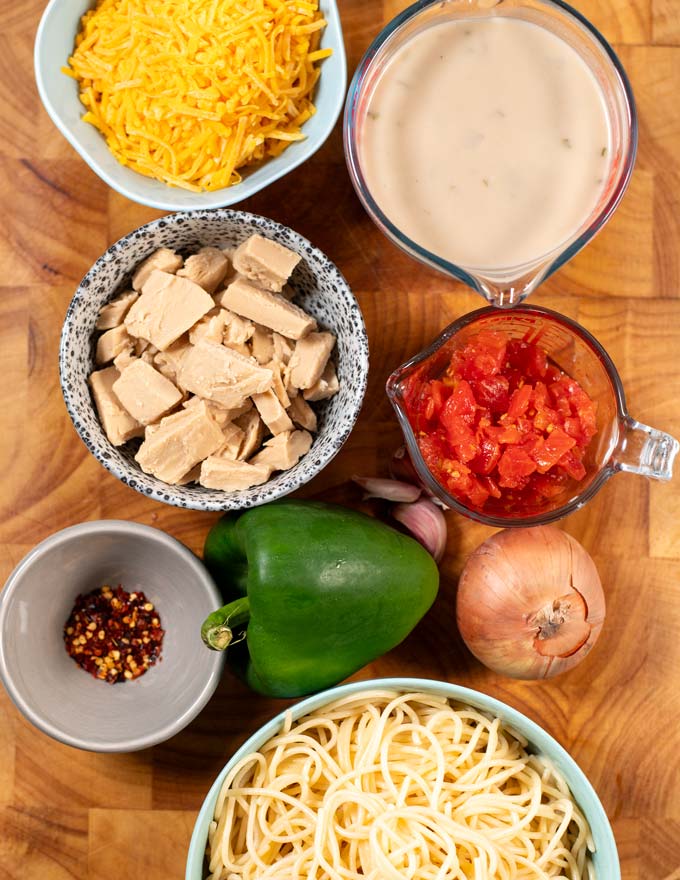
[[386, 306, 678, 527], [344, 0, 637, 307]]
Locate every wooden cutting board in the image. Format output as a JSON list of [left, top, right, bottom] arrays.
[[1, 0, 679, 876]]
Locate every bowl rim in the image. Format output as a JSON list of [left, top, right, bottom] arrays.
[[58, 208, 369, 512], [185, 676, 620, 879], [0, 519, 225, 753], [33, 0, 347, 211]]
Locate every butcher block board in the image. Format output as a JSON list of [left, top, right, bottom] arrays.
[[1, 0, 679, 877]]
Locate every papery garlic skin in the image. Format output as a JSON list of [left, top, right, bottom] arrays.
[[352, 476, 422, 503]]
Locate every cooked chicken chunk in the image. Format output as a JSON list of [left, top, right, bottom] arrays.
[[177, 246, 230, 294], [112, 359, 183, 426], [232, 234, 300, 292], [250, 430, 313, 471], [89, 367, 144, 446], [131, 248, 183, 291], [95, 290, 139, 330]]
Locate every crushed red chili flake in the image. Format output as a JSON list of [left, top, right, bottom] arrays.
[[64, 585, 164, 683]]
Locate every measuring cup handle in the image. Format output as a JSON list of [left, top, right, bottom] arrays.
[[613, 417, 679, 481]]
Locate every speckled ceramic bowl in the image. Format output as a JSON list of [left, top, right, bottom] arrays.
[[0, 520, 224, 752], [59, 210, 369, 510]]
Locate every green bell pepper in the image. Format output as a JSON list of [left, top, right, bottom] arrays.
[[200, 500, 439, 697]]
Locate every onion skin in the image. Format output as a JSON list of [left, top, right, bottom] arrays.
[[456, 527, 605, 680]]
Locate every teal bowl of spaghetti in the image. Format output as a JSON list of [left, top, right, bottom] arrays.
[[186, 678, 618, 879]]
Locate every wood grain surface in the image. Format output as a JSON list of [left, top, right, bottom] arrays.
[[1, 0, 679, 877]]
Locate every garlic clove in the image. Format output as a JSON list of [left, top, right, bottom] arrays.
[[352, 476, 421, 503], [392, 498, 447, 563]]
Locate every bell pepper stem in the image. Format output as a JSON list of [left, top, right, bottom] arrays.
[[201, 597, 251, 651]]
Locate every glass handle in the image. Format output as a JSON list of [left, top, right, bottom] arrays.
[[613, 417, 679, 481]]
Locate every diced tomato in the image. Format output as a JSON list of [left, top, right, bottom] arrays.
[[444, 460, 473, 497], [418, 433, 448, 475], [442, 380, 477, 425], [468, 437, 502, 475], [470, 331, 507, 375], [577, 399, 598, 440], [483, 424, 505, 442], [453, 330, 507, 381], [530, 427, 576, 473], [498, 425, 522, 444], [405, 328, 597, 515], [516, 417, 535, 435], [533, 406, 559, 433], [429, 380, 451, 415], [550, 384, 572, 418], [455, 439, 479, 463], [498, 446, 537, 488], [472, 375, 510, 414], [519, 432, 542, 456], [479, 475, 502, 499], [507, 340, 547, 380], [504, 368, 525, 393], [532, 381, 549, 410], [466, 476, 491, 508], [532, 472, 569, 500], [507, 384, 532, 419], [558, 449, 587, 481], [442, 414, 475, 446], [563, 416, 583, 440]]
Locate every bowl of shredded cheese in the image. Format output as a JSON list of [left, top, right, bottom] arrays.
[[34, 0, 346, 209], [186, 678, 620, 880]]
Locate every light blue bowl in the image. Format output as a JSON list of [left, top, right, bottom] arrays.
[[186, 677, 620, 879], [34, 0, 346, 211]]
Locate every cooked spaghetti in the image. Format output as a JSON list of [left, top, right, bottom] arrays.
[[65, 0, 331, 191], [207, 690, 595, 879]]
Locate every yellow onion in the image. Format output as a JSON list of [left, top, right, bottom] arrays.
[[456, 526, 605, 679]]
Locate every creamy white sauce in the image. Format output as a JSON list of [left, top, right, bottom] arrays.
[[360, 17, 612, 271]]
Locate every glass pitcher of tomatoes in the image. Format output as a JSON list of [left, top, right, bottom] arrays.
[[386, 305, 678, 526]]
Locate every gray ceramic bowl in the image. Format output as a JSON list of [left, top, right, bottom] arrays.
[[186, 677, 620, 879], [59, 209, 369, 511], [0, 520, 225, 752], [34, 0, 346, 211]]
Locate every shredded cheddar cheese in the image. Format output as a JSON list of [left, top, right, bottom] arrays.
[[65, 0, 331, 191]]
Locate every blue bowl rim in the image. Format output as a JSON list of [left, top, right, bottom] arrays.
[[33, 0, 348, 211], [186, 676, 620, 879], [0, 519, 226, 753]]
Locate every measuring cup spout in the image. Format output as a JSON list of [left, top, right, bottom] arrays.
[[476, 265, 552, 308], [613, 417, 679, 481]]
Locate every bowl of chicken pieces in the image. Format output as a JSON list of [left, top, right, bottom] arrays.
[[60, 210, 369, 510]]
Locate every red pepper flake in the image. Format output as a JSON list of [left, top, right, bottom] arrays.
[[63, 585, 164, 684]]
